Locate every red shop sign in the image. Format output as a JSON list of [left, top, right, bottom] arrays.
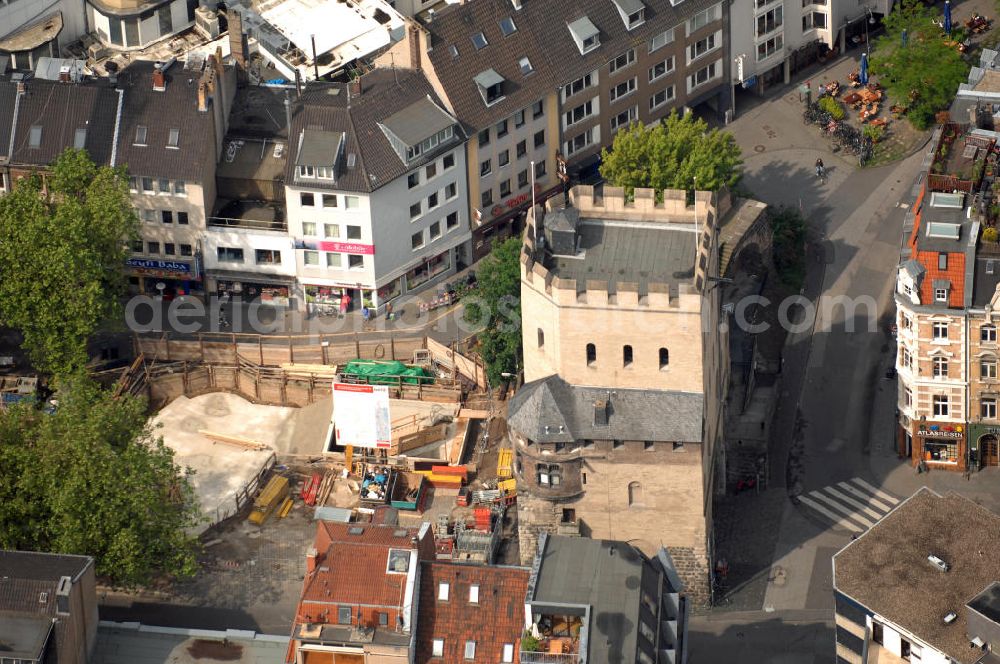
[[317, 241, 375, 255]]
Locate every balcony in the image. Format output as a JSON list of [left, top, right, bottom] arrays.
[[522, 614, 584, 664], [208, 200, 286, 232]]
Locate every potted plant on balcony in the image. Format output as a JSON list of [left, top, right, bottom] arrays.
[[522, 633, 541, 653], [985, 226, 1000, 244]]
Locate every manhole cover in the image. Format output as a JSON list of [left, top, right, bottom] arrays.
[[754, 145, 766, 153]]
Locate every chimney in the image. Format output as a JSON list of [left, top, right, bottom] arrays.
[[55, 576, 72, 615], [197, 81, 208, 112], [284, 92, 293, 136], [152, 64, 166, 91], [408, 25, 421, 70], [58, 66, 71, 83], [350, 75, 362, 97], [228, 8, 248, 80], [306, 547, 318, 574]]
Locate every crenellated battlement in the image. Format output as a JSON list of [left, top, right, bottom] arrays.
[[521, 185, 721, 311]]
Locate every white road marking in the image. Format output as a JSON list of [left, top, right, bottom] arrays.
[[798, 494, 865, 533], [851, 478, 900, 504], [808, 491, 876, 528]]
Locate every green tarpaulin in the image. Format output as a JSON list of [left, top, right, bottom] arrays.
[[341, 360, 433, 385]]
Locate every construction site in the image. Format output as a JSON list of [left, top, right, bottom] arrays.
[[110, 330, 521, 580]]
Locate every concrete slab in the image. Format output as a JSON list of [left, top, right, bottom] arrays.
[[93, 623, 288, 664], [151, 393, 296, 533]]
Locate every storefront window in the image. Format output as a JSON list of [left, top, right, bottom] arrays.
[[306, 285, 344, 305], [406, 263, 430, 290], [924, 440, 959, 463], [378, 278, 402, 304], [428, 250, 451, 279], [361, 288, 375, 309]]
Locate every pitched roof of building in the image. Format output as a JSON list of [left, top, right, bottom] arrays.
[[414, 563, 529, 664], [833, 488, 1000, 664], [115, 59, 223, 181], [422, 0, 720, 131], [285, 68, 461, 193], [0, 550, 93, 582], [507, 374, 703, 443], [6, 77, 119, 167], [301, 521, 427, 607]]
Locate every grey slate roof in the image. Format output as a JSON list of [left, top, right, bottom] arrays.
[[507, 374, 702, 444], [423, 0, 721, 131], [0, 81, 15, 160], [115, 60, 223, 181], [900, 259, 925, 282], [380, 95, 455, 146], [6, 77, 119, 166], [972, 256, 1000, 307], [0, 616, 51, 660], [0, 550, 93, 581], [296, 129, 343, 167], [284, 68, 461, 193]]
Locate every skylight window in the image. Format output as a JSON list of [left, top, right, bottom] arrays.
[[74, 128, 87, 149], [472, 32, 488, 49], [500, 16, 517, 36], [449, 44, 459, 58], [167, 128, 180, 149], [519, 57, 534, 75], [134, 125, 148, 146], [28, 125, 41, 149]]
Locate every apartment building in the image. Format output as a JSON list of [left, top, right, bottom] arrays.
[[0, 550, 99, 664], [894, 124, 1000, 471], [507, 184, 743, 605], [832, 488, 1000, 664], [285, 69, 471, 314], [375, 0, 729, 259], [730, 0, 894, 97]]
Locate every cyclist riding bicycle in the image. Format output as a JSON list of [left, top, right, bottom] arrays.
[[815, 158, 825, 178]]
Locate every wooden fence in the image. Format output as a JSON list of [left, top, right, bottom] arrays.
[[426, 337, 488, 390]]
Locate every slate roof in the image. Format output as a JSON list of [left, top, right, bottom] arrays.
[[284, 68, 461, 193], [423, 0, 722, 131], [6, 77, 119, 166], [115, 60, 221, 181], [833, 488, 1000, 664], [381, 96, 455, 146], [529, 536, 677, 664], [414, 563, 529, 664], [507, 374, 703, 444], [0, 550, 93, 581], [0, 81, 19, 160]]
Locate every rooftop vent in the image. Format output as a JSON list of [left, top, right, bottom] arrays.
[[972, 636, 986, 648], [943, 611, 958, 624], [55, 576, 71, 615], [928, 554, 950, 572]]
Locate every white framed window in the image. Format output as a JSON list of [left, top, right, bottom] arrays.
[[610, 106, 639, 132], [502, 644, 514, 663], [650, 86, 676, 110], [901, 347, 912, 369], [755, 0, 778, 8], [688, 30, 721, 63], [756, 33, 783, 61], [609, 77, 637, 103], [438, 582, 449, 601], [345, 196, 360, 209], [933, 322, 949, 339], [469, 584, 480, 603], [412, 231, 425, 250], [609, 49, 635, 74], [687, 3, 720, 35], [464, 641, 476, 660], [298, 165, 315, 179], [303, 250, 319, 266], [688, 61, 720, 92], [983, 398, 998, 419], [649, 28, 674, 52], [935, 288, 948, 302], [755, 6, 783, 37], [903, 387, 912, 408], [326, 253, 341, 268], [933, 394, 949, 417], [983, 358, 998, 379], [173, 180, 186, 196], [802, 11, 826, 30], [565, 72, 597, 99], [933, 356, 948, 378], [565, 127, 599, 156], [432, 639, 444, 657], [984, 325, 998, 342], [565, 99, 597, 127], [649, 56, 675, 82]]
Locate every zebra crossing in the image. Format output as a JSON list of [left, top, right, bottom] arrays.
[[796, 477, 901, 533]]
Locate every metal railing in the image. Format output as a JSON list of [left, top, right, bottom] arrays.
[[519, 652, 581, 664], [207, 216, 287, 232]]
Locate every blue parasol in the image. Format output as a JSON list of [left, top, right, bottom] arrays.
[[860, 52, 869, 86], [944, 0, 952, 35]]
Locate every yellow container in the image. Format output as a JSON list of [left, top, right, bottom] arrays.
[[498, 478, 517, 495], [497, 449, 513, 479], [249, 475, 290, 525]]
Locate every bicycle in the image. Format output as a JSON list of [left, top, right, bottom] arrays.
[[816, 165, 827, 183]]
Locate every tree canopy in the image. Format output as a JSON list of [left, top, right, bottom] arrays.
[[463, 237, 522, 386], [0, 149, 138, 377], [0, 379, 199, 587], [599, 111, 743, 196], [869, 0, 969, 129]]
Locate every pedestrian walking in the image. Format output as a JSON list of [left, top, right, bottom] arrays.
[[815, 157, 826, 179]]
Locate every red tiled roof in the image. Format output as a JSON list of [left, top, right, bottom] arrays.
[[415, 563, 529, 664], [908, 183, 968, 307], [301, 522, 425, 608]]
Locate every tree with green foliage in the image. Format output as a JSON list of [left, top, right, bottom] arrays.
[[769, 206, 808, 290], [0, 379, 199, 587], [0, 149, 138, 377], [463, 237, 522, 386], [869, 0, 970, 129], [598, 111, 743, 197]]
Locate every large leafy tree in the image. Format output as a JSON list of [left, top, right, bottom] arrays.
[[0, 379, 199, 587], [0, 149, 137, 377], [869, 0, 969, 129], [599, 111, 743, 196], [464, 237, 523, 385]]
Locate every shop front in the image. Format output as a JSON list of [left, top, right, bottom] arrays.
[[125, 257, 202, 299], [207, 270, 297, 308], [473, 182, 564, 261], [966, 423, 1000, 469], [911, 422, 967, 471], [303, 282, 377, 316]]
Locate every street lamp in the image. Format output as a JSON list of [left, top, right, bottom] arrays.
[[864, 7, 875, 55]]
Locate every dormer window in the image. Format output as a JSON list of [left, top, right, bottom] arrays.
[[474, 69, 506, 106], [612, 0, 646, 29], [568, 16, 601, 55], [295, 129, 343, 183], [472, 32, 488, 50]]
